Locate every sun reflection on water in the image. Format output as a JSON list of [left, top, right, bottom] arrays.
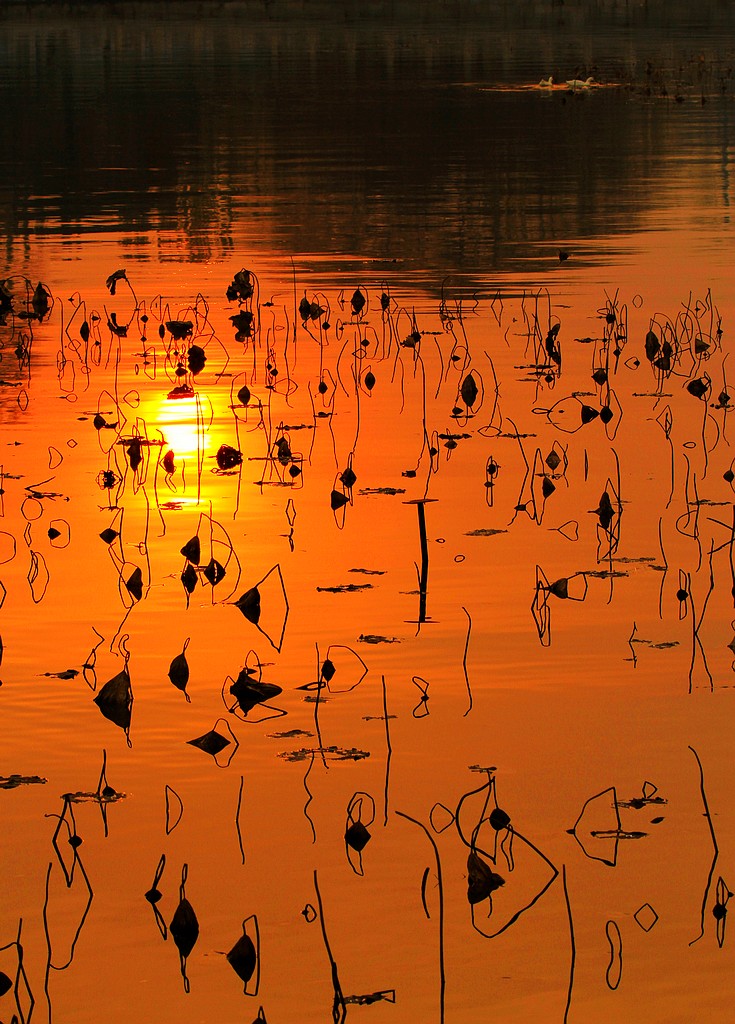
[[153, 393, 207, 503]]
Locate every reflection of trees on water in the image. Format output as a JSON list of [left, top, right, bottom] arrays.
[[2, 7, 734, 273]]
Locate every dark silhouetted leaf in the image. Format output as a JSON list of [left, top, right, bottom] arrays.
[[331, 489, 348, 510], [94, 670, 132, 731], [229, 674, 282, 715], [169, 647, 190, 698], [321, 659, 336, 682], [237, 383, 252, 405], [644, 330, 660, 361], [181, 564, 198, 594], [227, 269, 254, 302], [107, 314, 127, 337], [345, 820, 371, 852], [217, 444, 243, 470], [460, 373, 479, 408], [105, 269, 127, 295], [227, 930, 257, 987], [596, 492, 615, 530], [467, 851, 505, 905], [203, 558, 226, 586], [0, 971, 12, 997], [99, 528, 118, 545], [125, 567, 143, 601], [32, 282, 51, 319], [235, 586, 261, 625], [181, 536, 201, 564], [340, 466, 357, 488], [351, 288, 366, 315], [687, 377, 709, 400], [549, 578, 569, 599], [166, 320, 193, 341], [541, 477, 555, 499], [274, 437, 291, 463], [127, 438, 142, 471], [489, 807, 511, 830], [580, 405, 599, 425], [187, 344, 206, 375], [231, 311, 254, 339], [187, 730, 230, 756], [170, 898, 199, 957]]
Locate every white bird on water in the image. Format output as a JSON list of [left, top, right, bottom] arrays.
[[538, 76, 554, 87], [566, 76, 595, 90]]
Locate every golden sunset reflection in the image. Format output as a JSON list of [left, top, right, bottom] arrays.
[[2, 3, 735, 1023], [154, 392, 207, 475]]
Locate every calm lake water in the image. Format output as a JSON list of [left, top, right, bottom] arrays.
[[2, 3, 735, 1022]]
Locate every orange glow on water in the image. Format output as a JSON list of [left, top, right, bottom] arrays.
[[155, 393, 206, 462], [3, 7, 735, 1023]]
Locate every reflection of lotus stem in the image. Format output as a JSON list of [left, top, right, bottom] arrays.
[[396, 810, 445, 1024], [417, 501, 429, 623]]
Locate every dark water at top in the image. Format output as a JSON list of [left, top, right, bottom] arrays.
[[3, 0, 735, 284], [1, 4, 735, 1023]]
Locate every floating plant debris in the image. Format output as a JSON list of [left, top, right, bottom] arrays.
[[316, 583, 373, 593], [358, 487, 406, 496], [278, 746, 370, 763], [0, 774, 47, 789], [344, 990, 396, 1005]]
